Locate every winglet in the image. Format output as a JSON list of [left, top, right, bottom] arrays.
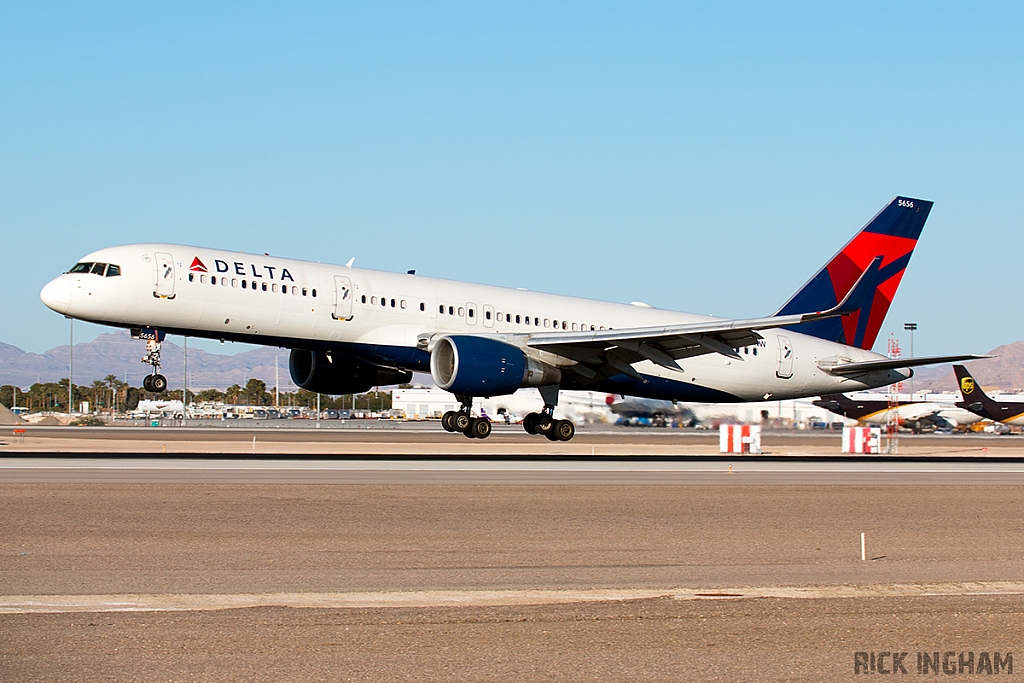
[[797, 256, 883, 323]]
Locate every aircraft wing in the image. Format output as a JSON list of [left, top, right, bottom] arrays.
[[527, 310, 856, 379], [526, 262, 879, 379]]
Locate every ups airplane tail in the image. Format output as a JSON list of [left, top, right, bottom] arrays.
[[776, 196, 932, 350], [953, 365, 1024, 423], [954, 365, 992, 404]]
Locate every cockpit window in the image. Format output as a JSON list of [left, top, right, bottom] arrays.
[[91, 263, 107, 275], [105, 264, 121, 277], [69, 262, 93, 273]]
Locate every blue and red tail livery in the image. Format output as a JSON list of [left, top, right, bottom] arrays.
[[775, 196, 932, 350]]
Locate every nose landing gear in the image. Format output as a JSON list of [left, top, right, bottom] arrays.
[[137, 335, 168, 394]]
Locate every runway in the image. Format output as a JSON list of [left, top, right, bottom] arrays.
[[3, 454, 1024, 484], [4, 433, 1024, 681], [3, 424, 1021, 458]]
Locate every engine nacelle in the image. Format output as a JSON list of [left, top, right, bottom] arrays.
[[430, 335, 561, 397], [289, 349, 412, 395]]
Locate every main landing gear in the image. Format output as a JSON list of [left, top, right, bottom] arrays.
[[441, 397, 492, 439], [439, 387, 576, 442], [140, 338, 168, 393], [523, 384, 575, 441], [522, 410, 575, 442]]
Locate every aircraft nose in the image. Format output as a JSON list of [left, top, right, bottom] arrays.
[[40, 275, 73, 314]]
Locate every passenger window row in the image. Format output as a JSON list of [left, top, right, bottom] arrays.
[[360, 294, 421, 311], [495, 311, 603, 331], [356, 294, 606, 331], [188, 272, 316, 297], [438, 304, 474, 318], [68, 262, 120, 277], [433, 303, 606, 331]]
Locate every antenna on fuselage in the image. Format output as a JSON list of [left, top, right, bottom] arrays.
[[345, 258, 355, 267]]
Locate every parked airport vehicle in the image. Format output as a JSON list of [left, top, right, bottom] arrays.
[[41, 197, 980, 441], [954, 365, 1024, 426], [131, 399, 184, 420]]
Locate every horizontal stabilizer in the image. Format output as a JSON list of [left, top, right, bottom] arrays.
[[819, 354, 991, 377]]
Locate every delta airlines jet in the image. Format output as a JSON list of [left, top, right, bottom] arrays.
[[40, 196, 980, 440]]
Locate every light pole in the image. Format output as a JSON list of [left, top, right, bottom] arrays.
[[183, 336, 188, 424], [67, 316, 73, 414], [904, 322, 917, 398]]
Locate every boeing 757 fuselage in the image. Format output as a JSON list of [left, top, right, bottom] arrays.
[[40, 196, 980, 440]]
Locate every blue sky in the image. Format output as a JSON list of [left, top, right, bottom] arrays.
[[3, 2, 1021, 357]]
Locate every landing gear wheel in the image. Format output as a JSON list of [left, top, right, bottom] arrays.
[[453, 412, 471, 433], [150, 374, 168, 393], [142, 375, 154, 392], [553, 419, 575, 441], [535, 413, 554, 435], [523, 413, 540, 435], [441, 411, 458, 432], [467, 417, 492, 439]]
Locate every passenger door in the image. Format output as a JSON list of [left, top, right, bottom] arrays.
[[333, 275, 354, 321], [776, 335, 794, 379], [154, 252, 175, 298]]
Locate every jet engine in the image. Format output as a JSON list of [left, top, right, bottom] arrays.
[[289, 349, 412, 395], [430, 335, 561, 396]]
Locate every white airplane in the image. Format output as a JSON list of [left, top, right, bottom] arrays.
[[40, 196, 980, 441]]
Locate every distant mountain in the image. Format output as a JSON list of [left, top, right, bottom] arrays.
[[910, 341, 1024, 393], [0, 331, 298, 391]]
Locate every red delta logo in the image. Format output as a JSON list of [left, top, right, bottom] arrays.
[[189, 257, 208, 273]]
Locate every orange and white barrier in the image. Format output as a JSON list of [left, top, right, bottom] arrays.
[[719, 424, 761, 454], [843, 426, 881, 453]]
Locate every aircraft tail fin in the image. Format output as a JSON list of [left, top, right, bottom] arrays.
[[953, 365, 993, 406], [774, 196, 932, 350]]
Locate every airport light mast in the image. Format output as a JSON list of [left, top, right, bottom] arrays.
[[67, 316, 73, 415], [887, 335, 902, 454], [904, 322, 917, 398]]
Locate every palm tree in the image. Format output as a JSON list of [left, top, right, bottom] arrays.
[[104, 375, 118, 415], [90, 380, 106, 412]]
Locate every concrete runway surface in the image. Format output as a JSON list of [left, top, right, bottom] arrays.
[[3, 484, 1024, 681], [3, 423, 1023, 457], [2, 430, 1024, 681]]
